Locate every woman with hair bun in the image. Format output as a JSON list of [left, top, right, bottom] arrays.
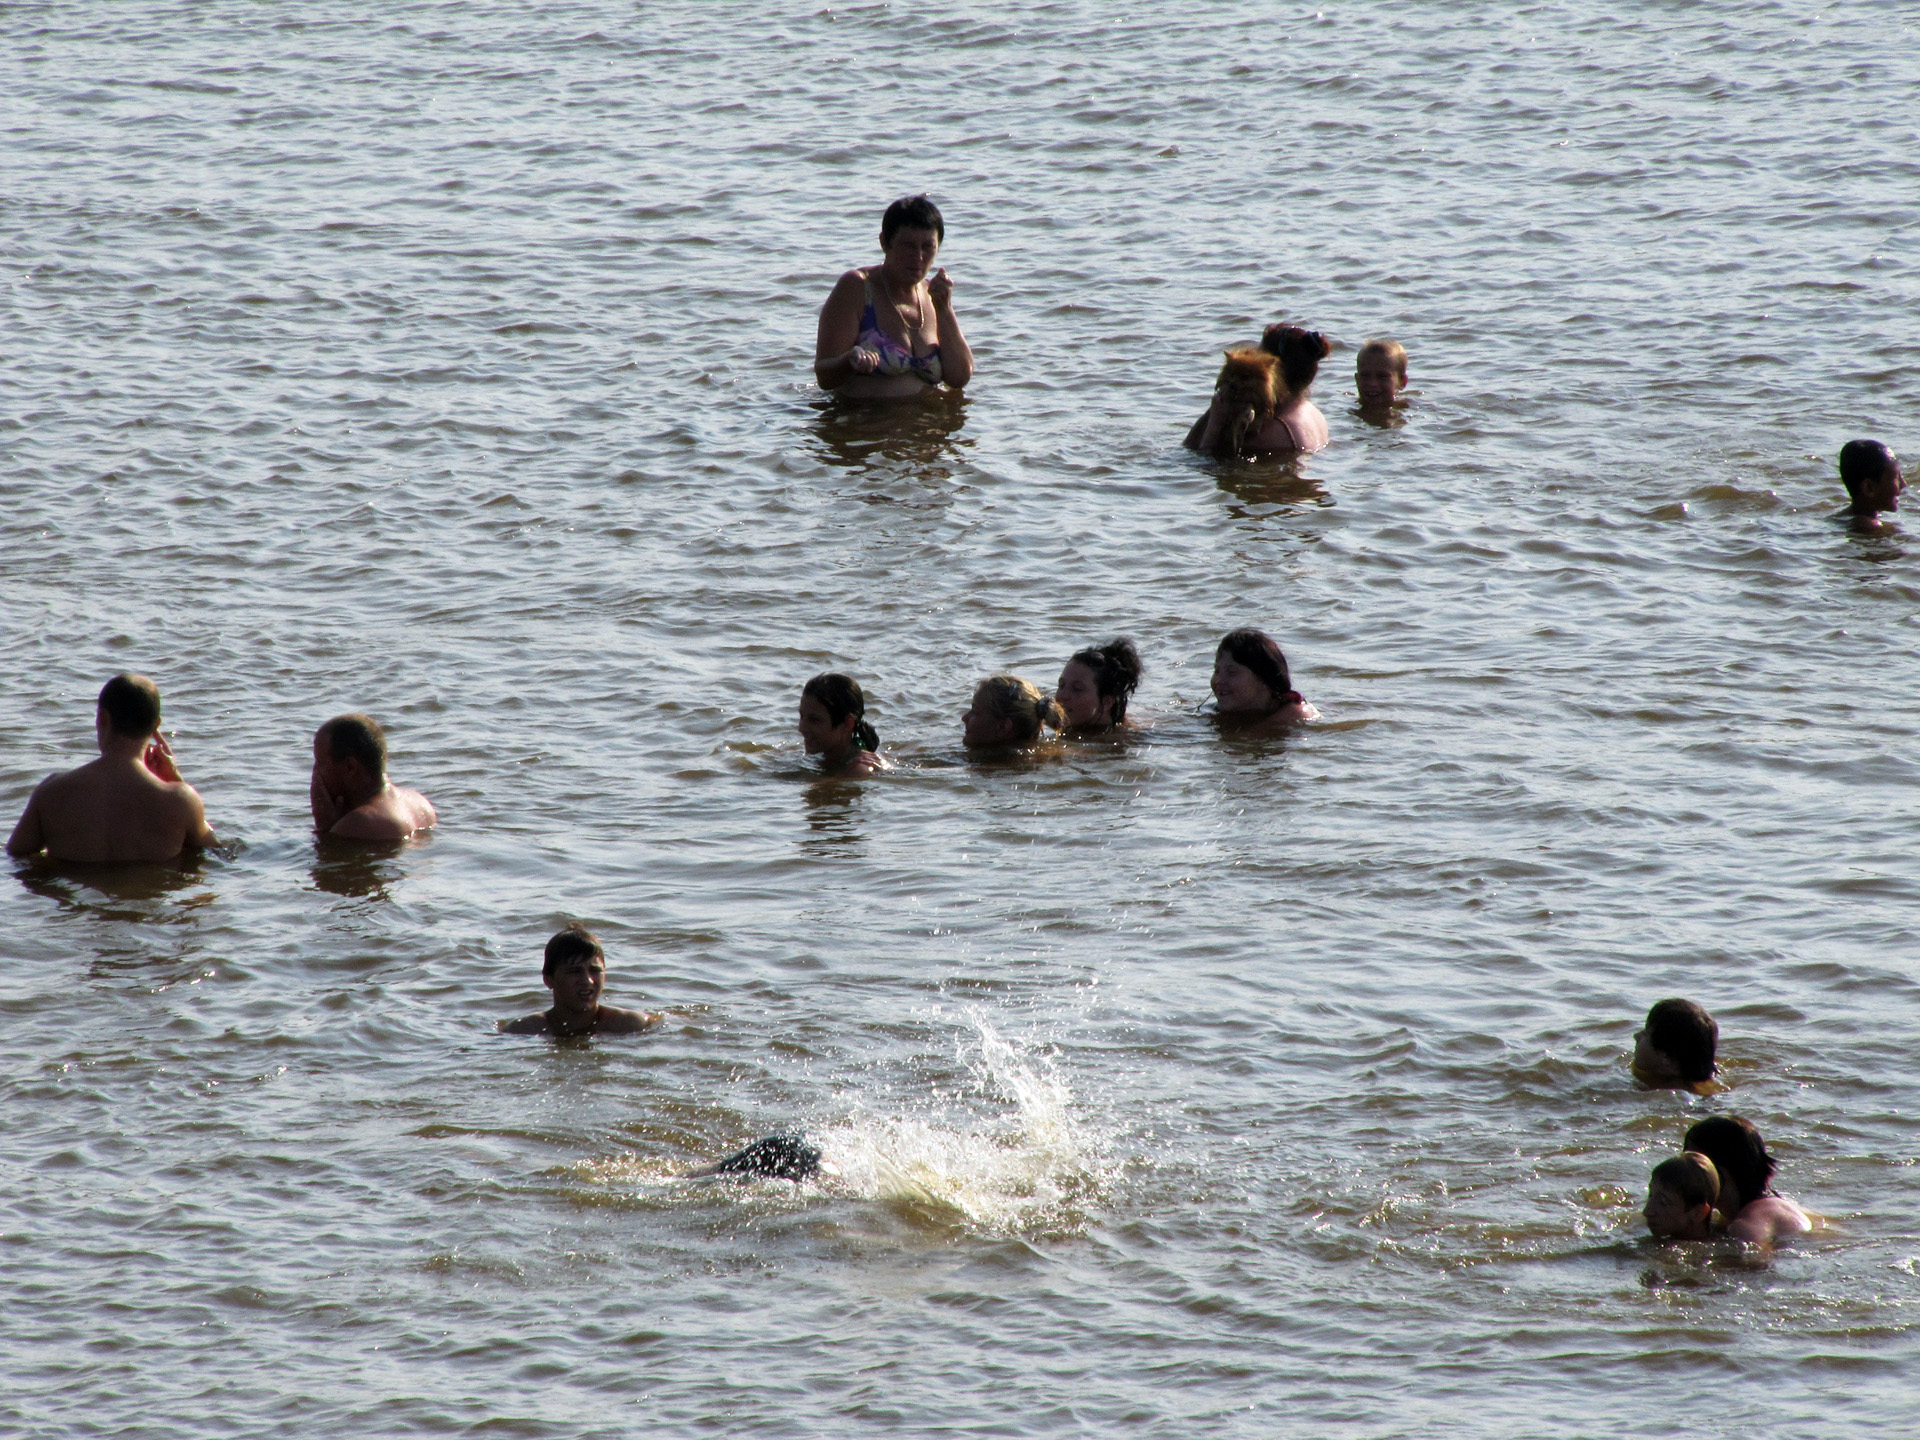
[[799, 673, 885, 776], [1210, 629, 1318, 729], [1186, 322, 1332, 456], [1055, 638, 1143, 737], [962, 675, 1066, 751]]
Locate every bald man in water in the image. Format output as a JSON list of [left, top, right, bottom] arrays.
[[6, 674, 217, 863]]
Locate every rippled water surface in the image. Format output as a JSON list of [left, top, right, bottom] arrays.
[[4, 2, 1919, 1434]]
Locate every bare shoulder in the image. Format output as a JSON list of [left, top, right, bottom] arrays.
[[596, 1005, 663, 1035], [498, 1012, 551, 1035], [398, 786, 438, 829]]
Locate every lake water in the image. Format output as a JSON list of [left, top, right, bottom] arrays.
[[3, 1, 1918, 1434]]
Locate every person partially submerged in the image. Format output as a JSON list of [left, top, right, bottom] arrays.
[[1682, 1115, 1814, 1248], [7, 673, 217, 863], [310, 713, 437, 841], [1838, 438, 1904, 520], [499, 924, 663, 1037], [798, 672, 886, 777], [1631, 997, 1721, 1093], [1642, 1151, 1721, 1241], [687, 1135, 839, 1183]]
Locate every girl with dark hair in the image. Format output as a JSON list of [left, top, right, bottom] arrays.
[[1185, 322, 1332, 456], [799, 673, 885, 776], [1681, 1116, 1813, 1247], [1055, 638, 1143, 736], [1210, 629, 1318, 729], [962, 676, 1066, 751], [814, 195, 974, 399]]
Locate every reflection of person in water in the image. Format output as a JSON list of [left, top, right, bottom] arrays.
[[815, 195, 973, 400], [499, 925, 662, 1038], [8, 673, 217, 863]]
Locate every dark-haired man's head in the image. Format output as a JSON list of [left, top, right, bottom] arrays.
[[97, 674, 162, 742], [1682, 1115, 1776, 1217], [1633, 998, 1718, 1087], [1839, 439, 1904, 515]]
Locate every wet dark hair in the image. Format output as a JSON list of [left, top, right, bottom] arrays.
[[1214, 629, 1300, 712], [1682, 1115, 1777, 1211], [803, 672, 879, 753], [1839, 439, 1897, 502], [97, 673, 161, 739], [318, 713, 389, 780], [543, 923, 604, 981], [1067, 638, 1143, 724], [1651, 1152, 1719, 1211], [973, 675, 1066, 745], [1260, 323, 1332, 393], [1645, 998, 1718, 1084], [881, 194, 945, 246], [713, 1135, 823, 1183]]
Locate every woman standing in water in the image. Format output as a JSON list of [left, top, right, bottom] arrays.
[[798, 673, 885, 776], [1210, 629, 1318, 729], [1187, 323, 1332, 456], [815, 195, 974, 399], [1055, 639, 1142, 737]]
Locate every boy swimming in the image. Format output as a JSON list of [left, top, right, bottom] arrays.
[[499, 924, 662, 1037]]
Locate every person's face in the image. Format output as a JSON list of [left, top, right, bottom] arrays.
[[546, 956, 605, 1013], [962, 685, 1014, 747], [1055, 660, 1109, 730], [881, 225, 940, 284], [1644, 1182, 1711, 1241], [1631, 1028, 1681, 1083], [1356, 354, 1404, 407], [312, 734, 344, 791], [1861, 458, 1906, 513], [798, 694, 854, 756], [1211, 653, 1275, 715]]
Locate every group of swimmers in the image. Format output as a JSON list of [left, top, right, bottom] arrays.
[[818, 193, 1904, 518]]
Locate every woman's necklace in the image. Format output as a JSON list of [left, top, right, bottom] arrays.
[[878, 268, 922, 343]]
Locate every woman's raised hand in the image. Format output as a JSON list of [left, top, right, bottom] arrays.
[[927, 267, 953, 309]]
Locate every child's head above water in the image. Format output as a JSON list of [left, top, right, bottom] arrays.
[[1644, 1151, 1720, 1240], [1633, 997, 1718, 1088], [1355, 338, 1408, 408]]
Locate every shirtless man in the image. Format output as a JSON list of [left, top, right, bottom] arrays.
[[310, 713, 437, 842], [499, 925, 662, 1037], [6, 674, 216, 863]]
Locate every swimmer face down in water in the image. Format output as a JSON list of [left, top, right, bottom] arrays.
[[499, 924, 663, 1038], [687, 1135, 840, 1183]]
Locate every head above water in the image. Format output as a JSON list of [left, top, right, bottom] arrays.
[[1212, 629, 1297, 715], [1260, 323, 1333, 394], [543, 922, 604, 982], [98, 673, 162, 741], [1645, 1151, 1720, 1239], [1356, 338, 1409, 407], [316, 713, 389, 784], [1838, 439, 1904, 514], [965, 675, 1066, 748], [880, 193, 944, 247], [801, 672, 879, 753], [1059, 638, 1143, 730], [1637, 997, 1718, 1085], [1682, 1115, 1776, 1214]]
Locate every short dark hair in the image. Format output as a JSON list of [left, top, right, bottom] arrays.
[[98, 673, 162, 739], [1651, 1152, 1719, 1210], [881, 194, 945, 246], [543, 923, 604, 980], [1068, 638, 1143, 723], [1839, 439, 1896, 502], [1682, 1115, 1777, 1209], [1260, 323, 1332, 392], [318, 713, 388, 780], [1645, 998, 1718, 1083], [802, 672, 879, 752], [1215, 629, 1296, 709]]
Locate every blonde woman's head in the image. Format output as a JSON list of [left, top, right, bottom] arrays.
[[962, 675, 1065, 748]]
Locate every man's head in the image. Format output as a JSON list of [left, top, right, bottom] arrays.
[[1681, 1115, 1776, 1216], [313, 714, 389, 802], [543, 923, 606, 1012], [97, 674, 162, 743], [1839, 439, 1904, 514], [1634, 998, 1718, 1086], [1645, 1151, 1719, 1240]]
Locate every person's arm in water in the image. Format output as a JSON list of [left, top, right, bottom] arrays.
[[146, 735, 217, 850], [927, 267, 971, 388], [1185, 395, 1228, 452], [6, 781, 49, 856], [814, 271, 883, 390]]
